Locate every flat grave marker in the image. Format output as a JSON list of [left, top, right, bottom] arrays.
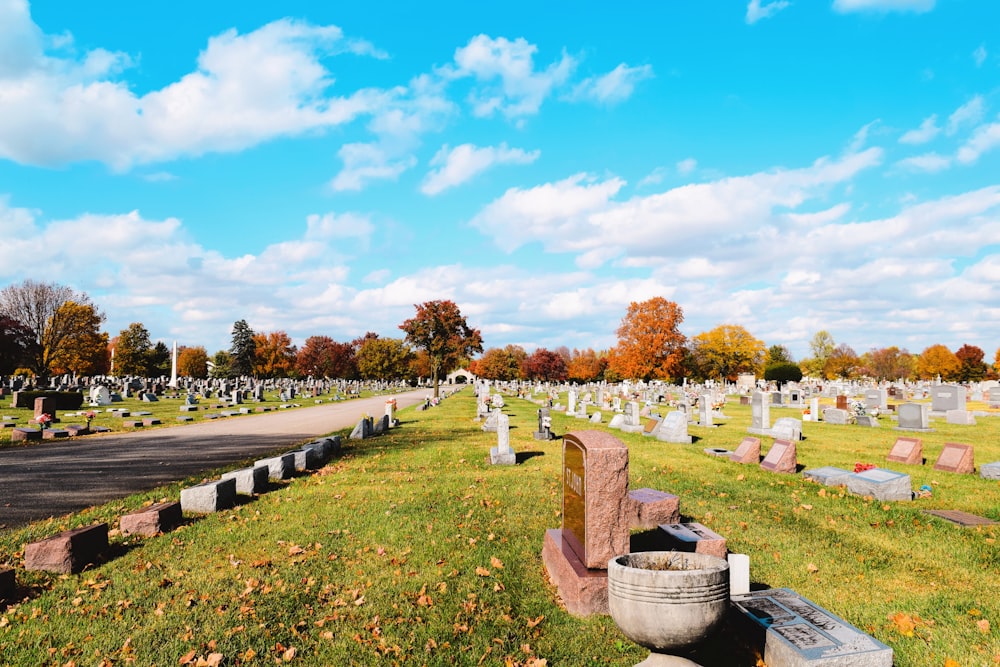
[[934, 442, 974, 474], [887, 437, 922, 465]]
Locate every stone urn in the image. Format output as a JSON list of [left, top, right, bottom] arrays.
[[608, 551, 730, 666]]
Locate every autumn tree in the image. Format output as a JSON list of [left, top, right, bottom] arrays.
[[955, 344, 988, 382], [177, 346, 209, 378], [524, 347, 570, 382], [476, 345, 527, 381], [864, 346, 914, 381], [44, 301, 108, 376], [356, 337, 413, 380], [0, 316, 35, 374], [690, 324, 766, 381], [565, 348, 604, 383], [399, 300, 483, 398], [0, 280, 103, 379], [606, 297, 686, 381], [114, 323, 152, 376], [253, 331, 297, 378], [295, 336, 357, 378], [824, 344, 859, 379], [916, 344, 960, 381]]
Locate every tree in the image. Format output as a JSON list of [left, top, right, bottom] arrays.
[[476, 345, 527, 381], [809, 330, 836, 362], [606, 297, 686, 381], [955, 344, 988, 382], [690, 324, 767, 381], [229, 319, 256, 378], [0, 280, 103, 378], [113, 323, 153, 376], [767, 345, 792, 365], [209, 350, 231, 378], [253, 331, 297, 378], [147, 341, 171, 377], [356, 337, 414, 380], [177, 346, 209, 378], [524, 348, 571, 382], [864, 346, 914, 381], [0, 316, 35, 375], [399, 300, 483, 398], [565, 348, 604, 383], [295, 336, 357, 378], [824, 344, 859, 379], [764, 362, 803, 385], [916, 344, 960, 381]]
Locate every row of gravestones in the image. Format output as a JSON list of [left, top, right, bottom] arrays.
[[1, 434, 344, 601], [541, 429, 894, 666]]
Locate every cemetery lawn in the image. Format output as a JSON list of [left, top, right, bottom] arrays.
[[1, 390, 999, 666], [0, 390, 384, 448]]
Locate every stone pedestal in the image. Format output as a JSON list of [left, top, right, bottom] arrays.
[[541, 529, 609, 616]]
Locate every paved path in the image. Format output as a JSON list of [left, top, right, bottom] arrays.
[[0, 390, 432, 530]]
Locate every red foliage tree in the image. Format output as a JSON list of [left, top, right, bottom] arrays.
[[295, 336, 357, 379], [399, 300, 482, 397], [524, 348, 569, 382]]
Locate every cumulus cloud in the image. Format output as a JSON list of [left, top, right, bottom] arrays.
[[746, 0, 791, 24], [956, 121, 1000, 164], [330, 143, 417, 191], [0, 13, 390, 169], [568, 63, 654, 105], [899, 115, 940, 144], [947, 96, 985, 136], [832, 0, 935, 12], [421, 142, 539, 195]]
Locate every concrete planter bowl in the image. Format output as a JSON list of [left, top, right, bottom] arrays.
[[608, 551, 730, 666]]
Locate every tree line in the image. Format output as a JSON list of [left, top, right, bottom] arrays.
[[1, 281, 997, 388]]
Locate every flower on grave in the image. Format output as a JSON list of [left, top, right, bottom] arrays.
[[854, 462, 876, 473], [802, 408, 810, 415], [712, 399, 725, 411], [84, 410, 96, 426], [849, 400, 867, 417], [37, 413, 52, 430]]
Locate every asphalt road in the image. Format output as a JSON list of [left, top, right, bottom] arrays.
[[0, 389, 433, 530]]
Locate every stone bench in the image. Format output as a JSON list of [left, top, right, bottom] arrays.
[[24, 523, 109, 574], [732, 588, 893, 666], [120, 502, 183, 537], [255, 453, 295, 481], [221, 465, 270, 495], [180, 478, 237, 513], [658, 522, 727, 559], [627, 488, 680, 529]]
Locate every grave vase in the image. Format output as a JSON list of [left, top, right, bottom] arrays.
[[608, 551, 729, 666]]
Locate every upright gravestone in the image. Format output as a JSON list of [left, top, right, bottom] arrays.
[[930, 385, 966, 415], [567, 390, 577, 416], [760, 439, 797, 473], [621, 401, 643, 433], [534, 408, 553, 440], [655, 411, 692, 444], [864, 388, 888, 411], [770, 417, 802, 441], [89, 386, 112, 407], [887, 437, 923, 465], [934, 442, 974, 474], [542, 431, 630, 616], [896, 403, 931, 431], [698, 395, 715, 428], [748, 391, 770, 436], [836, 395, 848, 411], [490, 413, 516, 465], [989, 387, 1000, 409]]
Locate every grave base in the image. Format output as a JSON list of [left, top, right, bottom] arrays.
[[489, 446, 516, 465], [541, 529, 608, 616]]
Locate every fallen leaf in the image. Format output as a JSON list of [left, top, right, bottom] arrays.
[[527, 615, 544, 628], [475, 566, 491, 577], [806, 563, 819, 573], [179, 650, 196, 665], [978, 619, 991, 634], [490, 556, 504, 569], [890, 612, 916, 637], [282, 646, 296, 661]]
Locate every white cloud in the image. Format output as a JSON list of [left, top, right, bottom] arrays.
[[439, 34, 575, 119], [305, 212, 375, 242], [330, 143, 416, 191], [569, 63, 654, 105], [956, 121, 1000, 164], [421, 142, 540, 195], [677, 158, 698, 175], [847, 120, 880, 152], [0, 15, 390, 169], [746, 0, 791, 24], [947, 96, 985, 136], [895, 152, 951, 172], [899, 115, 940, 144], [637, 167, 668, 188], [974, 44, 987, 67], [832, 0, 934, 12]]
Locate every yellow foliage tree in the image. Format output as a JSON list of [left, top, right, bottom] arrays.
[[48, 301, 108, 375], [916, 344, 960, 381], [607, 297, 686, 381], [690, 324, 766, 381]]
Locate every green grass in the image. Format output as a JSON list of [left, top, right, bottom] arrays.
[[2, 390, 1000, 665]]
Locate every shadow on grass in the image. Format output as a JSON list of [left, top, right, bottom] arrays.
[[515, 451, 545, 463]]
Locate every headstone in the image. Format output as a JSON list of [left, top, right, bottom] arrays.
[[847, 468, 912, 501], [90, 385, 112, 406], [802, 467, 852, 487], [23, 524, 109, 574], [730, 437, 761, 464], [930, 384, 965, 414], [887, 437, 923, 465], [490, 413, 516, 465], [627, 488, 680, 529], [836, 395, 848, 411], [221, 466, 271, 495], [641, 417, 661, 436], [864, 389, 887, 411], [896, 403, 931, 431], [699, 395, 715, 428], [658, 522, 727, 559], [770, 417, 802, 441], [534, 408, 553, 440], [608, 414, 625, 430], [989, 387, 1000, 409], [945, 409, 976, 425], [33, 397, 53, 420], [141, 392, 158, 402], [180, 478, 238, 513], [749, 391, 770, 435], [654, 411, 692, 444], [933, 442, 974, 474], [809, 398, 820, 421], [980, 462, 1000, 480], [589, 411, 602, 424], [621, 401, 643, 433], [822, 408, 849, 425], [254, 453, 295, 480], [119, 502, 182, 537], [732, 588, 893, 667], [760, 439, 797, 473]]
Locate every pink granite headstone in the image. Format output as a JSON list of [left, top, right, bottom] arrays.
[[730, 437, 761, 464], [760, 439, 797, 473], [934, 442, 974, 474], [887, 437, 923, 465]]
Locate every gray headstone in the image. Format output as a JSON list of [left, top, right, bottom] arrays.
[[846, 468, 912, 501], [655, 411, 692, 444], [896, 403, 931, 431], [802, 467, 853, 487], [771, 417, 802, 441]]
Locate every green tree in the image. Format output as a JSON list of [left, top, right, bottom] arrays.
[[690, 324, 767, 381], [767, 345, 792, 365], [356, 337, 414, 380], [607, 297, 686, 381], [115, 323, 152, 376], [399, 300, 483, 398], [0, 280, 103, 379], [764, 362, 803, 385], [209, 350, 231, 379], [229, 319, 256, 378], [148, 341, 171, 377], [955, 344, 988, 382]]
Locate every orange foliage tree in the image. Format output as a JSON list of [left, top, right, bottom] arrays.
[[566, 348, 606, 383], [607, 297, 686, 381], [177, 345, 209, 378], [253, 331, 297, 378], [916, 344, 960, 381]]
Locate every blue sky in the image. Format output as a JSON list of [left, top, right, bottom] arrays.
[[2, 0, 999, 361]]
